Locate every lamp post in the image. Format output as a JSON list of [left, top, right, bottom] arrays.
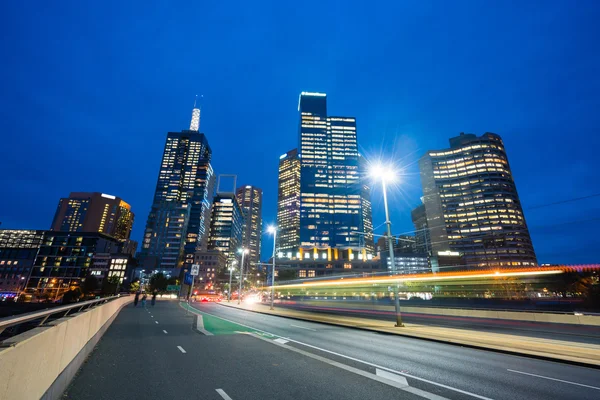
[[371, 164, 404, 327], [238, 248, 248, 305], [228, 260, 237, 302], [267, 225, 277, 310]]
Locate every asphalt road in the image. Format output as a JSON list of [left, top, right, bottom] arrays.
[[195, 301, 600, 400], [64, 300, 425, 400], [274, 300, 600, 344]]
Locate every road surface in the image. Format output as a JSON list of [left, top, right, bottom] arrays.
[[64, 300, 600, 400]]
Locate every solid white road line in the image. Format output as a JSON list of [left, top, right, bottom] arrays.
[[195, 315, 214, 336], [163, 330, 168, 334], [215, 388, 233, 400], [376, 368, 409, 386], [507, 369, 600, 390], [274, 338, 289, 344], [259, 334, 448, 400], [177, 346, 186, 354], [208, 305, 494, 400], [290, 324, 317, 331]]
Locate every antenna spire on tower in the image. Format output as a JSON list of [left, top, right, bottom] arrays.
[[189, 94, 201, 131]]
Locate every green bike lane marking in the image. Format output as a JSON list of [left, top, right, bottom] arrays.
[[179, 301, 275, 337]]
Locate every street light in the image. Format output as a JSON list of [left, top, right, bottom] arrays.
[[238, 248, 249, 305], [370, 163, 404, 327], [267, 225, 277, 310], [228, 260, 237, 302]]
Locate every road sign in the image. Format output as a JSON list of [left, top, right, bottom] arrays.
[[167, 285, 180, 291], [191, 264, 200, 276]]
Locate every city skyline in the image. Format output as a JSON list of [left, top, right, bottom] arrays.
[[1, 2, 599, 264]]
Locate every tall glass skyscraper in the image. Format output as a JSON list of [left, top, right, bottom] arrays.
[[419, 132, 537, 270], [207, 193, 244, 265], [140, 107, 215, 271], [236, 185, 263, 269], [276, 92, 374, 261], [276, 149, 301, 256]]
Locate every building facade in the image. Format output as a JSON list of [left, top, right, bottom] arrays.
[[0, 230, 45, 299], [276, 149, 301, 255], [140, 107, 215, 272], [50, 192, 134, 240], [26, 232, 123, 300], [274, 92, 374, 263], [192, 249, 227, 290], [207, 193, 244, 265], [411, 201, 431, 256], [418, 132, 537, 270], [236, 185, 263, 268]]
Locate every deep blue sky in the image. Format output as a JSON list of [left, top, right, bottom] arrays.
[[1, 1, 599, 264]]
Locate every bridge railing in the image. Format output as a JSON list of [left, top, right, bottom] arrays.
[[0, 295, 122, 339]]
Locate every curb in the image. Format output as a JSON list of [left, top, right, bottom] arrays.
[[218, 303, 600, 370]]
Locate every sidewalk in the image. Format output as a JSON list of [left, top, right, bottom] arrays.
[[219, 301, 600, 367]]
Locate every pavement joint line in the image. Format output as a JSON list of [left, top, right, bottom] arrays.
[[215, 388, 233, 400], [252, 332, 448, 400], [177, 345, 186, 354], [163, 330, 168, 334], [507, 369, 600, 390], [215, 303, 496, 400]]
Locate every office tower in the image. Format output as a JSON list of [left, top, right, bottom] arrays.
[[207, 192, 244, 265], [276, 149, 301, 256], [27, 232, 122, 300], [0, 230, 45, 298], [411, 201, 431, 255], [50, 192, 134, 240], [236, 185, 263, 269], [140, 106, 215, 271], [419, 132, 537, 270], [295, 92, 373, 260]]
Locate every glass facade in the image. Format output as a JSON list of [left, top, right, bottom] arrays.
[[50, 193, 134, 241], [207, 194, 244, 265], [140, 116, 215, 271], [296, 92, 374, 256], [276, 149, 301, 254], [236, 185, 263, 268], [419, 132, 537, 270], [0, 230, 44, 296]]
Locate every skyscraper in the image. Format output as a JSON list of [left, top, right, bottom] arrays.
[[50, 192, 134, 240], [236, 185, 263, 268], [419, 132, 537, 270], [139, 106, 215, 271], [276, 149, 301, 256], [207, 193, 244, 265], [275, 92, 374, 261]]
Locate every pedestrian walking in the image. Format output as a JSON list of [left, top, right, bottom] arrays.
[[134, 291, 140, 307], [141, 293, 147, 307], [151, 291, 157, 307]]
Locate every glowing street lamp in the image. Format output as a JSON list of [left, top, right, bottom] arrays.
[[267, 225, 277, 310], [370, 163, 403, 327], [227, 260, 237, 302], [238, 248, 249, 305]]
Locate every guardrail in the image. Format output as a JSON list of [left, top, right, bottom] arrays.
[[291, 298, 597, 315], [0, 296, 122, 339]]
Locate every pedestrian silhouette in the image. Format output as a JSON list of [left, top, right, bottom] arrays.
[[151, 291, 157, 307], [141, 293, 147, 307], [134, 291, 140, 307]]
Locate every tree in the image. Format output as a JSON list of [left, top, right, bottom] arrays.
[[277, 269, 297, 281], [129, 280, 140, 293], [149, 272, 168, 293], [82, 275, 99, 295], [102, 275, 120, 295], [62, 288, 82, 303]]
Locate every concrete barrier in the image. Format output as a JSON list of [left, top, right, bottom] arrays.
[[0, 296, 132, 400], [289, 300, 600, 326]]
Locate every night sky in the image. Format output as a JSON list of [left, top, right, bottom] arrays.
[[1, 1, 599, 264]]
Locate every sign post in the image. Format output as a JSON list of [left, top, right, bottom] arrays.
[[187, 264, 199, 315]]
